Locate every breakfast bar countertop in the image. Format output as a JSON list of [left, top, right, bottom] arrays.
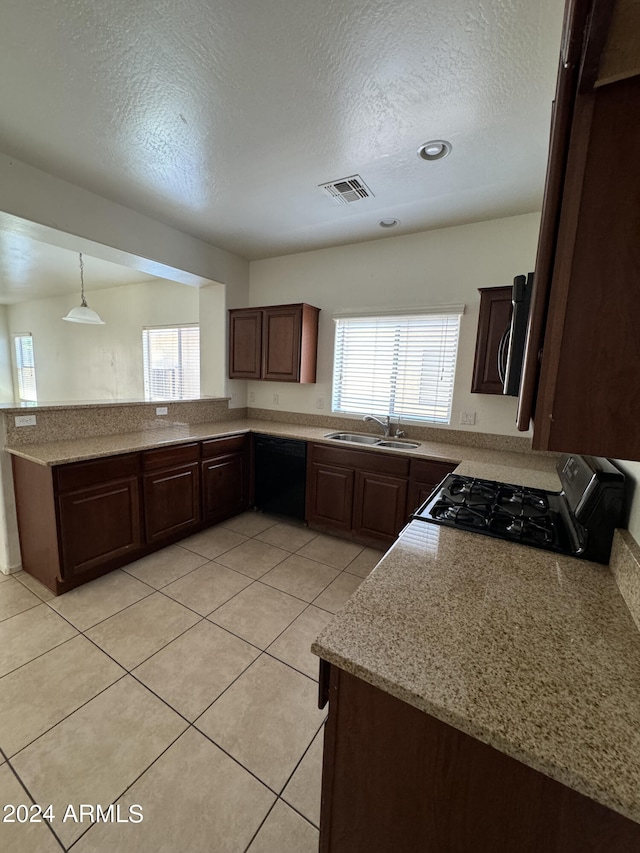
[[312, 458, 640, 826]]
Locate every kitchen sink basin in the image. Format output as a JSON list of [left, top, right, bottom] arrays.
[[377, 440, 420, 449], [324, 432, 420, 450], [325, 432, 380, 444]]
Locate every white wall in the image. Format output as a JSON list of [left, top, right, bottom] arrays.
[[248, 213, 540, 435], [0, 307, 13, 401], [7, 279, 200, 402], [614, 460, 640, 543]]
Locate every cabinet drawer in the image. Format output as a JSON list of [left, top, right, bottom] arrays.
[[55, 453, 141, 492], [142, 442, 200, 471], [201, 434, 248, 458], [311, 443, 410, 477]]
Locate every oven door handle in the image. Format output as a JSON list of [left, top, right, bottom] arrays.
[[497, 326, 510, 387]]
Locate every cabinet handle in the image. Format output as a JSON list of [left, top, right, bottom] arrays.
[[497, 326, 510, 386]]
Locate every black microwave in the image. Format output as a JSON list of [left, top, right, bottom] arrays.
[[497, 272, 533, 397]]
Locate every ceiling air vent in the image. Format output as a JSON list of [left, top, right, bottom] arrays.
[[319, 175, 374, 205]]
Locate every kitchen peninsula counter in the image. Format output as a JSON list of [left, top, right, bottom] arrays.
[[312, 458, 640, 826]]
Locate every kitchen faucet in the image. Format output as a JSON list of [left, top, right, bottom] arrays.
[[363, 414, 391, 437]]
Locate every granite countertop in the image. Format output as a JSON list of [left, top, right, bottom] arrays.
[[4, 417, 558, 475], [313, 460, 640, 825]]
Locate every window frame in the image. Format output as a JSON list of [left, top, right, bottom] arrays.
[[12, 333, 38, 403], [142, 323, 201, 402], [331, 308, 463, 425]]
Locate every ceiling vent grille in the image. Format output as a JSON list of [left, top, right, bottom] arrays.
[[319, 175, 374, 204]]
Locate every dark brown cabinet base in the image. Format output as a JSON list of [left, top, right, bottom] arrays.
[[320, 665, 640, 853], [11, 433, 250, 595]]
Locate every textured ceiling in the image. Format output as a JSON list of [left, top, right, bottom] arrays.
[[0, 0, 565, 260], [0, 235, 162, 304]]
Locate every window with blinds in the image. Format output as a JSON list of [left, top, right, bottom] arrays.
[[142, 325, 200, 401], [14, 334, 37, 402], [332, 312, 461, 424]]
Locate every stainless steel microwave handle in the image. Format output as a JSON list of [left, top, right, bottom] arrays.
[[497, 326, 510, 386]]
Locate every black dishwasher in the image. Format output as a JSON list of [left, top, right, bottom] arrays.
[[253, 435, 307, 520]]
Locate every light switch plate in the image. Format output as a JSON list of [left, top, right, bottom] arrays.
[[155, 407, 168, 416], [15, 415, 37, 427], [459, 410, 476, 425]]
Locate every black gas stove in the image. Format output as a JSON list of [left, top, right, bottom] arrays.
[[411, 454, 625, 564]]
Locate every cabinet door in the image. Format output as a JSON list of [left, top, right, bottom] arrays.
[[143, 463, 200, 544], [58, 477, 142, 579], [307, 463, 355, 532], [262, 305, 302, 381], [202, 452, 249, 524], [229, 309, 262, 379], [471, 287, 513, 394], [353, 471, 408, 546], [407, 459, 458, 517]]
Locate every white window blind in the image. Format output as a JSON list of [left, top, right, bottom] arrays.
[[332, 313, 461, 424], [142, 325, 200, 401], [14, 334, 37, 402]]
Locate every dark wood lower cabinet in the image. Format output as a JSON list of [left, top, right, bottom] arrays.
[[352, 470, 407, 545], [143, 463, 200, 543], [320, 665, 640, 853], [58, 477, 142, 578], [11, 433, 250, 594], [407, 458, 458, 516], [307, 462, 355, 533], [202, 452, 248, 524]]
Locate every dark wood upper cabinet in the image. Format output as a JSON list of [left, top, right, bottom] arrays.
[[228, 309, 262, 379], [228, 303, 320, 383], [471, 286, 512, 394], [517, 0, 640, 460]]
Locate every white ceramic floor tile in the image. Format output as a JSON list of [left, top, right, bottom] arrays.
[[0, 579, 41, 623], [133, 620, 259, 720], [313, 571, 363, 614], [0, 635, 124, 757], [268, 605, 333, 680], [282, 728, 324, 827], [162, 562, 253, 615], [255, 522, 318, 553], [210, 582, 307, 649], [48, 570, 152, 631], [297, 533, 364, 570], [13, 571, 55, 601], [12, 676, 187, 847], [220, 512, 279, 537], [178, 526, 248, 559], [215, 539, 290, 579], [73, 728, 275, 853], [122, 544, 209, 588], [260, 554, 339, 602], [196, 655, 325, 792], [0, 604, 77, 678], [247, 799, 319, 853], [345, 546, 385, 577], [0, 764, 61, 853], [85, 592, 200, 670]]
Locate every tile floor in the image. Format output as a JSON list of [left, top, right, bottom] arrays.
[[0, 513, 382, 853]]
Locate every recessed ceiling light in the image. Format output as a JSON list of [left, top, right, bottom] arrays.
[[379, 218, 400, 228], [417, 140, 452, 161]]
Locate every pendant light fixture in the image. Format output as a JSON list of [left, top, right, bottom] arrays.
[[62, 253, 105, 325]]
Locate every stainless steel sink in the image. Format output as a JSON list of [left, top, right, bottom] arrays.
[[377, 440, 420, 449], [324, 432, 380, 445], [324, 432, 420, 450]]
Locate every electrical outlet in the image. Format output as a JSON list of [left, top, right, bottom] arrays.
[[272, 393, 279, 405], [316, 397, 324, 410], [459, 410, 476, 425], [14, 415, 36, 427], [249, 391, 255, 403], [155, 406, 168, 416]]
